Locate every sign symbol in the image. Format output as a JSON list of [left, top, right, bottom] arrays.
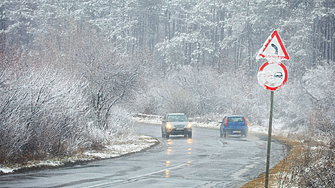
[[271, 44, 278, 55], [256, 30, 290, 60], [257, 62, 288, 91], [274, 72, 283, 79]]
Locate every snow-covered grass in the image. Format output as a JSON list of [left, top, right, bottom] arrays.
[[0, 133, 158, 174], [83, 135, 157, 159]]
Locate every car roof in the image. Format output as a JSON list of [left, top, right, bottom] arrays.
[[167, 113, 185, 116], [227, 115, 244, 117]]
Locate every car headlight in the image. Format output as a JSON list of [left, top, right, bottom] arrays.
[[166, 123, 172, 129], [187, 123, 192, 128]]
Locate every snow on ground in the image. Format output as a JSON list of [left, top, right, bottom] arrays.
[[0, 134, 158, 174], [83, 135, 157, 159]]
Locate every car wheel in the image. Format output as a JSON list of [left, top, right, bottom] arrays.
[[188, 132, 192, 138]]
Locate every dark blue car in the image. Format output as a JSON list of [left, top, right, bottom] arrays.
[[220, 115, 248, 137]]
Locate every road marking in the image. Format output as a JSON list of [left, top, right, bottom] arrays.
[[219, 140, 224, 147], [219, 140, 227, 147], [85, 163, 188, 187]]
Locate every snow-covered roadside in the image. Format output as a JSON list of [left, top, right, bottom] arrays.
[[0, 134, 158, 174], [132, 114, 221, 129]]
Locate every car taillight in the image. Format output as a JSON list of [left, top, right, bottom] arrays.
[[225, 118, 228, 126], [244, 117, 247, 126]]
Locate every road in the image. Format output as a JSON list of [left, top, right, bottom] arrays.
[[0, 123, 287, 188]]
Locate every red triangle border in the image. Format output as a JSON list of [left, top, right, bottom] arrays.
[[258, 30, 290, 60]]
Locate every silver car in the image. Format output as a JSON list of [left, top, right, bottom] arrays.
[[161, 113, 192, 138]]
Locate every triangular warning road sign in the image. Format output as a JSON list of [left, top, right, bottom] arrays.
[[256, 30, 290, 60]]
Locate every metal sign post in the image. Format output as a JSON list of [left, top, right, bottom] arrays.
[[256, 30, 290, 188], [265, 91, 274, 188]]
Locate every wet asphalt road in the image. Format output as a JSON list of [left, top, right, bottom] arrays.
[[0, 123, 287, 188]]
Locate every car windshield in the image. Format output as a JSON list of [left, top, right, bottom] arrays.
[[228, 117, 245, 122], [167, 115, 188, 122]]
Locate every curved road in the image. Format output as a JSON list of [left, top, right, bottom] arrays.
[[0, 123, 287, 188]]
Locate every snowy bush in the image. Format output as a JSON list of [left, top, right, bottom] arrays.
[[107, 106, 134, 136], [0, 23, 139, 164], [282, 140, 335, 188]]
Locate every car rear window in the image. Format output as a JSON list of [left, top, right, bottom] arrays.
[[167, 115, 188, 122], [227, 117, 245, 122]]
